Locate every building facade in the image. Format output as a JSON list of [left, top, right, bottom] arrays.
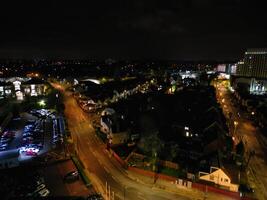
[[199, 166, 239, 192], [236, 49, 267, 78], [234, 49, 267, 95], [0, 77, 48, 99]]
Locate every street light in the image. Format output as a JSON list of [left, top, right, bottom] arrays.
[[38, 100, 46, 107], [233, 121, 238, 137]]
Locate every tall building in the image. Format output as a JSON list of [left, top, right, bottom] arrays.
[[236, 48, 267, 78], [234, 48, 267, 95]]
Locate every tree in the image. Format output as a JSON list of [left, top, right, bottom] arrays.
[[236, 141, 244, 156], [138, 131, 163, 158], [169, 144, 179, 162]]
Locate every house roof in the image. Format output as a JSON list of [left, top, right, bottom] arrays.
[[23, 78, 46, 85], [203, 122, 226, 145], [0, 81, 13, 86]]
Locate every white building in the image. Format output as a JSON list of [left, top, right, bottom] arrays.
[[100, 108, 129, 145], [199, 166, 239, 192]]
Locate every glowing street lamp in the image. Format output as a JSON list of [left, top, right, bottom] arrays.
[[233, 121, 238, 136], [38, 100, 46, 107]]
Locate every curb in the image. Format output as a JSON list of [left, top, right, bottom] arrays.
[[71, 155, 92, 187]]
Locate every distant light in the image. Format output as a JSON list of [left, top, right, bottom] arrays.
[[184, 126, 189, 130], [186, 131, 190, 137], [251, 112, 255, 115]]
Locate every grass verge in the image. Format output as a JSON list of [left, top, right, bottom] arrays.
[[71, 155, 92, 187]]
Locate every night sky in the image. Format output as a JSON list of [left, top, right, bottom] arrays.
[[0, 0, 267, 60]]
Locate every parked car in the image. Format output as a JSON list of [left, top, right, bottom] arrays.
[[38, 188, 50, 197], [0, 146, 7, 151], [239, 184, 255, 193], [0, 137, 11, 143], [64, 171, 79, 181], [35, 184, 45, 192], [25, 150, 38, 156], [2, 131, 15, 138]]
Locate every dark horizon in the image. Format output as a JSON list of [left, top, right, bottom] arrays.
[[0, 0, 267, 60]]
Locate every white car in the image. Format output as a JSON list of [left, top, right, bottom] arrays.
[[19, 147, 39, 154], [26, 147, 40, 153], [35, 184, 45, 192], [19, 147, 27, 154], [38, 188, 50, 197]]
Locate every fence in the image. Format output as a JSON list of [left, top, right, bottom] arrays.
[[129, 152, 179, 170], [110, 149, 128, 169], [114, 151, 255, 199]]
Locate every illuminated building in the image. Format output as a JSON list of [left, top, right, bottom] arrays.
[[22, 79, 47, 96], [0, 82, 13, 98], [234, 49, 267, 95], [0, 77, 48, 99], [236, 48, 267, 78]]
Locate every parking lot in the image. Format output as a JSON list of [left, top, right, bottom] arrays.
[[0, 109, 65, 163], [44, 159, 94, 197], [0, 108, 69, 198]]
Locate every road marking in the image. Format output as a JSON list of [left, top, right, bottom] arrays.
[[111, 175, 120, 183], [138, 193, 146, 200], [138, 192, 144, 196], [92, 151, 97, 157], [104, 166, 110, 174]]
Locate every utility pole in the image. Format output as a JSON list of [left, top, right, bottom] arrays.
[[124, 185, 126, 200], [109, 185, 111, 200]]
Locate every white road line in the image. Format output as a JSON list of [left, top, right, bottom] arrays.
[[138, 194, 146, 200], [92, 151, 97, 157], [104, 166, 110, 173], [138, 192, 144, 196]]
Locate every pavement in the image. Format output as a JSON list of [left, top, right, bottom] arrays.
[[126, 167, 238, 200]]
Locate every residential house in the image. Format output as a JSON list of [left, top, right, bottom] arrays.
[[199, 166, 239, 192], [100, 108, 129, 145]]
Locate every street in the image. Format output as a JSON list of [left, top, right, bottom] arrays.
[[215, 80, 267, 200], [56, 82, 238, 200]]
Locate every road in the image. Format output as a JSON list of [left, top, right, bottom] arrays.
[[53, 82, 238, 200], [215, 80, 267, 200]]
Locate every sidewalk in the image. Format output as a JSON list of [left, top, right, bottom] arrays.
[[44, 158, 94, 197], [127, 169, 240, 200]]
